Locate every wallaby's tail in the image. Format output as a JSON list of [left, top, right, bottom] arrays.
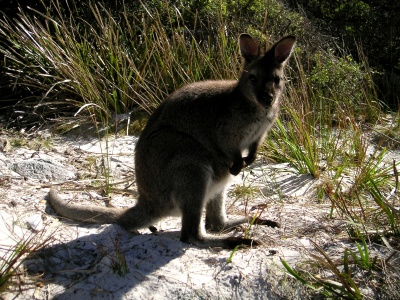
[[47, 188, 126, 224]]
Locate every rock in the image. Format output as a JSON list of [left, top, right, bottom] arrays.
[[8, 159, 75, 181], [26, 214, 44, 232]]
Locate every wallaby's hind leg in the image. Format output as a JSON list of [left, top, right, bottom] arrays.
[[205, 193, 229, 231], [174, 165, 258, 249], [181, 197, 259, 249], [174, 165, 209, 245], [205, 193, 281, 232], [205, 193, 255, 232]]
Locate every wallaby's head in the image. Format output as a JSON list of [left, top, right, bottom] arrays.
[[238, 34, 296, 108]]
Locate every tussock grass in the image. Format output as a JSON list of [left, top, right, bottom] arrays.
[[0, 230, 55, 293], [0, 1, 241, 127]]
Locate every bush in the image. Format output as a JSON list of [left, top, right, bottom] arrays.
[[309, 50, 380, 122]]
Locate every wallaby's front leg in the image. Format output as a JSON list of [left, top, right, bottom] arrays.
[[174, 165, 208, 245]]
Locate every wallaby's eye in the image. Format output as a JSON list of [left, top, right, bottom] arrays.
[[274, 76, 281, 85], [249, 74, 257, 83]]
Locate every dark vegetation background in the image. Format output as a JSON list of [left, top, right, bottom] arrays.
[[0, 0, 399, 126], [286, 0, 400, 108]]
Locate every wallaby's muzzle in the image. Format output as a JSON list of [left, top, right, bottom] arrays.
[[261, 92, 274, 107]]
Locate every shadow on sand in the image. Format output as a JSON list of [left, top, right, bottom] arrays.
[[24, 223, 187, 299]]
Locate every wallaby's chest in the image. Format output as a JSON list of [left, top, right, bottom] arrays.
[[237, 103, 278, 150]]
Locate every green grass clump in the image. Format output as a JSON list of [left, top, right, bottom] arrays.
[[0, 0, 317, 128], [281, 240, 365, 300], [0, 231, 54, 293], [0, 1, 237, 126]]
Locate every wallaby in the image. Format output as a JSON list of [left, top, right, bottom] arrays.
[[48, 34, 296, 249]]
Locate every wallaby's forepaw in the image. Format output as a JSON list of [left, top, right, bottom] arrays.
[[243, 154, 256, 166], [230, 154, 257, 176], [229, 159, 244, 176], [253, 217, 281, 228]]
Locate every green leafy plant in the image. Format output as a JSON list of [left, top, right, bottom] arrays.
[[0, 0, 320, 129]]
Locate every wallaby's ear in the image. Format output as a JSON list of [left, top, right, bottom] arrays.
[[274, 36, 296, 64], [239, 34, 259, 63]]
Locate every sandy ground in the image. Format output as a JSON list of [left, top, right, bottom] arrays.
[[0, 128, 395, 299]]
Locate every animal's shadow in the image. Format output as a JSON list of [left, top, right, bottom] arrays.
[[24, 223, 186, 299]]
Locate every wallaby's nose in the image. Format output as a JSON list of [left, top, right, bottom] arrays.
[[259, 92, 274, 107], [265, 92, 274, 104]]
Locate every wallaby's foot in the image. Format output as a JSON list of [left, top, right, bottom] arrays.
[[223, 237, 261, 248], [220, 237, 261, 249], [252, 217, 281, 228], [180, 235, 260, 249], [206, 216, 280, 233], [149, 225, 158, 233]]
